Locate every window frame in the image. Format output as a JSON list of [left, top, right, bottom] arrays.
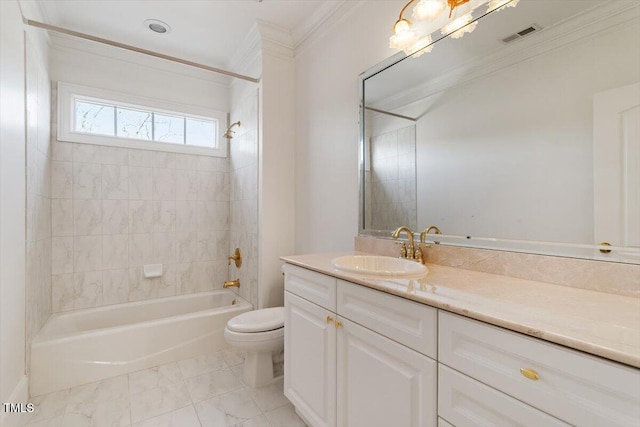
[[57, 82, 228, 157]]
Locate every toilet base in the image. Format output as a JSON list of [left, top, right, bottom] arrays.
[[244, 350, 276, 388]]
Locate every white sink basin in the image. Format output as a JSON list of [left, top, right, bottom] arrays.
[[331, 255, 428, 278]]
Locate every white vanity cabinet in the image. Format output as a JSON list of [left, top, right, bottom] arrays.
[[438, 311, 640, 427], [283, 263, 640, 427], [283, 264, 438, 427]]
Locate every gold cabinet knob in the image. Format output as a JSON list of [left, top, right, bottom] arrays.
[[334, 319, 342, 328], [326, 316, 334, 324], [520, 368, 540, 381], [599, 242, 612, 254]]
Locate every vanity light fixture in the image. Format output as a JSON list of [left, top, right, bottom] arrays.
[[389, 0, 519, 57]]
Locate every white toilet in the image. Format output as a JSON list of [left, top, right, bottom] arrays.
[[224, 307, 284, 388]]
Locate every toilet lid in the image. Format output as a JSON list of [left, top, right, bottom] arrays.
[[227, 307, 284, 333]]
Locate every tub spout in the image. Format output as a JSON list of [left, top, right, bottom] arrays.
[[224, 279, 240, 288]]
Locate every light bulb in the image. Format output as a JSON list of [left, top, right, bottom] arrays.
[[413, 0, 445, 20], [394, 18, 411, 34], [487, 0, 519, 12], [441, 12, 476, 39], [405, 35, 434, 57], [390, 19, 417, 51]]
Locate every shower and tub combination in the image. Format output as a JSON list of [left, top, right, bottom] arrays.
[[30, 290, 251, 396]]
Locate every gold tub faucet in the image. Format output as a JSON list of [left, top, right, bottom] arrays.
[[223, 279, 240, 288]]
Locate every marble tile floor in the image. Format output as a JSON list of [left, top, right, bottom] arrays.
[[18, 348, 305, 427]]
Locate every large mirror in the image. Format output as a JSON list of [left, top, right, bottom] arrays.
[[360, 0, 640, 263]]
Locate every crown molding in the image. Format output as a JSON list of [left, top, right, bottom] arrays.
[[228, 23, 263, 78], [257, 19, 295, 60], [49, 32, 232, 88], [20, 0, 51, 46], [376, 1, 640, 113], [294, 0, 365, 57]]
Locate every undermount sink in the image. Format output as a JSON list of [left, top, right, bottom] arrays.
[[331, 255, 428, 278]]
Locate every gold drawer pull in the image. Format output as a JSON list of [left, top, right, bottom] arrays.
[[326, 316, 334, 324], [334, 319, 343, 328], [520, 368, 540, 381]]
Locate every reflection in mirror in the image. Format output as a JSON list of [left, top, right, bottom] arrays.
[[361, 0, 640, 263]]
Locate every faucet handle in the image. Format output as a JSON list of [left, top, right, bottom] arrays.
[[414, 245, 424, 264], [399, 242, 408, 258]]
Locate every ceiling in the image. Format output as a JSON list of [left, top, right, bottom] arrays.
[[29, 0, 344, 69]]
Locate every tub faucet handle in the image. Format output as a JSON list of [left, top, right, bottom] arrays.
[[228, 248, 242, 268], [224, 279, 240, 288]]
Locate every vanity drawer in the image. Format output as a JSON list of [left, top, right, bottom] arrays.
[[439, 311, 640, 427], [337, 280, 437, 358], [283, 264, 336, 311], [439, 364, 569, 427]]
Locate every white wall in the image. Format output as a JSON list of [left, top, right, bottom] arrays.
[[25, 20, 52, 378], [259, 48, 296, 308], [294, 1, 403, 253], [0, 0, 28, 419], [50, 34, 229, 112]]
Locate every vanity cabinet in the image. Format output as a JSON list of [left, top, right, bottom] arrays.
[[439, 311, 640, 427], [283, 264, 438, 427], [283, 263, 640, 427]]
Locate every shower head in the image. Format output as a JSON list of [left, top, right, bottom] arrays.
[[224, 121, 241, 139]]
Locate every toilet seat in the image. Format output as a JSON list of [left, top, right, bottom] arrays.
[[226, 307, 284, 333]]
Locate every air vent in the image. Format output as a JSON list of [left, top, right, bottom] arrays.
[[501, 24, 542, 43]]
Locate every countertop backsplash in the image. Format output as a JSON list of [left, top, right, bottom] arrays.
[[355, 236, 640, 298]]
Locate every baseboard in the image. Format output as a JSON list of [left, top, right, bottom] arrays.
[[1, 375, 29, 427]]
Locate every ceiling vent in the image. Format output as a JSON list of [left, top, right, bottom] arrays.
[[501, 24, 542, 43]]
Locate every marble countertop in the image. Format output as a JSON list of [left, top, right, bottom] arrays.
[[280, 251, 640, 368]]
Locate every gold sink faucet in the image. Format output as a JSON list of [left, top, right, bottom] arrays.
[[392, 226, 424, 264], [420, 225, 442, 245]]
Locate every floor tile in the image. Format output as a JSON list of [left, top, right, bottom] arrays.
[[130, 381, 191, 423], [220, 348, 245, 367], [264, 403, 306, 427], [195, 389, 262, 427], [139, 404, 201, 427], [129, 362, 183, 395], [24, 349, 295, 427], [68, 375, 128, 407], [246, 378, 289, 413], [229, 364, 247, 387], [20, 389, 69, 425], [185, 369, 242, 402], [238, 414, 271, 427], [178, 353, 227, 379], [62, 395, 130, 427], [22, 415, 65, 427]]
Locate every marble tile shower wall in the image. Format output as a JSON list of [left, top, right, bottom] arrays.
[[50, 140, 232, 312], [25, 42, 52, 364], [229, 90, 259, 308], [369, 125, 416, 231]]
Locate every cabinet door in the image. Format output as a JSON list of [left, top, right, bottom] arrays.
[[337, 317, 437, 427], [284, 291, 336, 427]]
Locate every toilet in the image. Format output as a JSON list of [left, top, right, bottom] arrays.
[[224, 307, 284, 388]]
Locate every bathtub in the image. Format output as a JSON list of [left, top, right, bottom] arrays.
[[30, 291, 251, 396]]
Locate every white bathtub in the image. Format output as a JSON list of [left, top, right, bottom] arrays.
[[30, 291, 251, 396]]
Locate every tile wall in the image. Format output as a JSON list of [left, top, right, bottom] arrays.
[[51, 93, 232, 311], [367, 125, 416, 231], [229, 90, 259, 308], [25, 40, 52, 363]]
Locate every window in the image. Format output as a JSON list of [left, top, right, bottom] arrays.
[[58, 82, 227, 157]]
